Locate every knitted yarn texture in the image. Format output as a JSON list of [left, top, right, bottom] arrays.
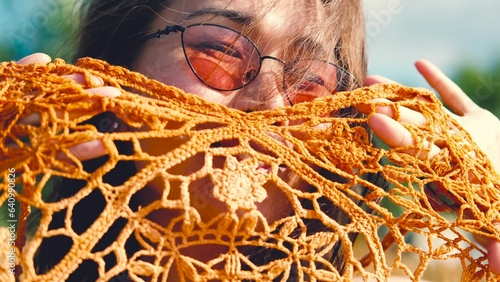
[[0, 58, 499, 281]]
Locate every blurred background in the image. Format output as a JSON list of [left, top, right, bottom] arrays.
[[0, 1, 499, 281], [0, 0, 79, 63], [364, 0, 500, 117], [0, 0, 499, 116]]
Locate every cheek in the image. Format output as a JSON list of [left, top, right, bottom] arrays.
[[133, 49, 229, 104]]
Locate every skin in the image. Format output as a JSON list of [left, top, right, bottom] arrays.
[[362, 61, 500, 274], [133, 0, 325, 110], [15, 0, 500, 274], [130, 0, 332, 226]]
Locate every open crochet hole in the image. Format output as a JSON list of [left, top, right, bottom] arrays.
[[91, 217, 129, 253], [72, 188, 106, 235], [166, 152, 206, 176], [34, 235, 73, 275], [193, 121, 228, 131], [138, 136, 192, 157], [68, 260, 100, 281], [210, 138, 240, 149], [4, 59, 499, 281]]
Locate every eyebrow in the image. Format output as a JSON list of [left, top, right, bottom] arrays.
[[289, 37, 329, 59], [185, 7, 331, 60], [186, 8, 254, 25]]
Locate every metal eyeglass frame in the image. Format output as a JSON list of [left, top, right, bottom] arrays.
[[142, 23, 357, 105]]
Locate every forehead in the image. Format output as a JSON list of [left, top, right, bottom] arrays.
[[162, 0, 326, 34]]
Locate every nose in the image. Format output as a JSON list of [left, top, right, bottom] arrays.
[[228, 58, 288, 112]]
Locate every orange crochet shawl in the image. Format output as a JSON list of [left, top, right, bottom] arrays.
[[1, 58, 499, 281]]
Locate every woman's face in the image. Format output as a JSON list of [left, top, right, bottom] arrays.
[[133, 0, 327, 110], [132, 0, 328, 226]]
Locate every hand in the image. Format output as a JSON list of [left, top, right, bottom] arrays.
[[359, 59, 500, 274], [13, 53, 122, 161]]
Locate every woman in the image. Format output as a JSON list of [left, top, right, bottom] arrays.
[[16, 0, 500, 280]]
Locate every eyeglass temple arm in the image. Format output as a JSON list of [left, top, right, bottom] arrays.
[[142, 25, 187, 41]]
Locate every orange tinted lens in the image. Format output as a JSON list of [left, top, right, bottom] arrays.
[[285, 60, 341, 104], [182, 25, 260, 90]]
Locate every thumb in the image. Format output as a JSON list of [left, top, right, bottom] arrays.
[[16, 53, 52, 65]]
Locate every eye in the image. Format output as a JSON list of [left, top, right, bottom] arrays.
[[287, 70, 329, 91], [296, 73, 326, 90], [192, 42, 242, 59], [285, 71, 335, 105]]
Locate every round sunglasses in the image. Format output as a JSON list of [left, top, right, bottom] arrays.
[[143, 23, 357, 105]]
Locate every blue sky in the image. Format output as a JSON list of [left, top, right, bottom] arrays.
[[363, 0, 500, 87]]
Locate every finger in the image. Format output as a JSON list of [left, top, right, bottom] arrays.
[[356, 98, 427, 126], [368, 113, 441, 160], [415, 59, 479, 115], [56, 139, 108, 162], [18, 86, 121, 125], [488, 224, 500, 274], [364, 75, 397, 86], [18, 112, 42, 125], [6, 135, 108, 161], [70, 139, 107, 161], [85, 86, 121, 97], [16, 53, 51, 65], [64, 74, 104, 87]]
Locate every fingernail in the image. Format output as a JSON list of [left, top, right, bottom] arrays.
[[16, 53, 51, 65], [91, 76, 104, 86], [86, 86, 121, 97], [66, 139, 107, 161], [19, 112, 42, 125]]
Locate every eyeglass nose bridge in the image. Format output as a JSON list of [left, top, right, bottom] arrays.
[[252, 56, 293, 105], [243, 55, 286, 85], [243, 55, 286, 87], [238, 55, 293, 106]]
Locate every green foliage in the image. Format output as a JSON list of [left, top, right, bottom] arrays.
[[453, 60, 500, 118], [0, 45, 16, 62]]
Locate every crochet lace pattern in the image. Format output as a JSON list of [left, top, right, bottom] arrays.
[[0, 58, 499, 281]]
